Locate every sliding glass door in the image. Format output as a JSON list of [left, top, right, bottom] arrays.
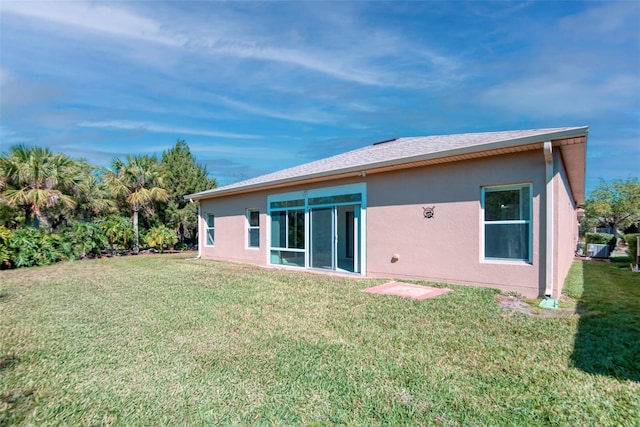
[[310, 207, 334, 270], [310, 204, 359, 273], [268, 183, 365, 275]]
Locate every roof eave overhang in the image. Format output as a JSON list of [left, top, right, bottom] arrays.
[[186, 127, 588, 201], [557, 136, 588, 205]]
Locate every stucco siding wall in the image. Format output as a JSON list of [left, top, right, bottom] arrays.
[[198, 177, 365, 266], [553, 152, 578, 294], [196, 150, 560, 297], [199, 192, 269, 264], [365, 151, 546, 297]]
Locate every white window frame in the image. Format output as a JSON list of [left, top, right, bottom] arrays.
[[246, 209, 260, 249], [481, 183, 532, 263], [205, 213, 215, 247]]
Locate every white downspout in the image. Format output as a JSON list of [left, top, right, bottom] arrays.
[[195, 199, 202, 259], [543, 141, 554, 297]]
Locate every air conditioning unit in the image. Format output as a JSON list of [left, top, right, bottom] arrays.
[[587, 244, 610, 258]]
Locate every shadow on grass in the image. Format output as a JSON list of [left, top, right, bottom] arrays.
[[570, 258, 640, 382]]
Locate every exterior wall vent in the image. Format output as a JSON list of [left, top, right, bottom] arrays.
[[373, 138, 398, 146]]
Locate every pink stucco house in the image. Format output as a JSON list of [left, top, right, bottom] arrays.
[[186, 127, 588, 298]]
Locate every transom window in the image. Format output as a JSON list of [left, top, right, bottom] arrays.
[[247, 209, 260, 248], [482, 184, 532, 262]]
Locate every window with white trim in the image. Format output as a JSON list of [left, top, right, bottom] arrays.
[[247, 209, 260, 248], [482, 184, 531, 262], [269, 207, 305, 267], [205, 213, 215, 246]]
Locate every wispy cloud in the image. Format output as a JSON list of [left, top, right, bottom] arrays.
[[78, 121, 262, 140], [473, 1, 640, 119], [0, 67, 62, 113], [209, 94, 339, 125], [1, 0, 459, 89], [188, 142, 295, 160], [1, 1, 637, 191], [0, 0, 185, 46], [0, 126, 31, 148], [465, 1, 535, 19], [477, 73, 639, 117]]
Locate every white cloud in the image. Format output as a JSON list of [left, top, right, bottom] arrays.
[[558, 1, 639, 40], [188, 142, 295, 161], [78, 121, 261, 140], [1, 0, 459, 89], [465, 1, 535, 19], [0, 67, 12, 86], [478, 72, 640, 117], [0, 126, 31, 149], [475, 2, 640, 120], [0, 0, 185, 46], [214, 43, 389, 87], [209, 94, 339, 125], [0, 67, 62, 113]]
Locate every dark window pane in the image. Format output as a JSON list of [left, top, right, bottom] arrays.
[[248, 229, 259, 248], [485, 223, 529, 260], [484, 189, 522, 221], [271, 211, 286, 248], [270, 199, 304, 209], [249, 210, 259, 227], [521, 186, 531, 220], [288, 210, 305, 249], [309, 193, 361, 206]]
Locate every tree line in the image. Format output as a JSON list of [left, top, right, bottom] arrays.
[[1, 138, 637, 269], [0, 140, 216, 268]]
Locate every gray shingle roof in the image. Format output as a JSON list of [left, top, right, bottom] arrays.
[[187, 126, 588, 199]]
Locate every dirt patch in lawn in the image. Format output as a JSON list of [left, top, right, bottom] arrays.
[[495, 294, 579, 317]]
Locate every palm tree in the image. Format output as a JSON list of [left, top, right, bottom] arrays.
[[71, 159, 116, 221], [0, 145, 78, 228], [104, 155, 169, 254]]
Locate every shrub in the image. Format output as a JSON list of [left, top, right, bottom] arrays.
[[65, 222, 109, 258], [144, 225, 178, 253], [96, 215, 134, 255], [624, 233, 640, 263], [585, 232, 616, 253], [0, 226, 14, 269], [6, 228, 74, 268]]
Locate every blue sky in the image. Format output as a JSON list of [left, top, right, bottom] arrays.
[[1, 1, 638, 193]]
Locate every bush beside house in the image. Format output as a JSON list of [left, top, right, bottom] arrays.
[[624, 233, 639, 263], [585, 232, 617, 254]]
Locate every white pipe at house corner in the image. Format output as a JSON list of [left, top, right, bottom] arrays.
[[196, 199, 202, 259], [544, 141, 554, 298]]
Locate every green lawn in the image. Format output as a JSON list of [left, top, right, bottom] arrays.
[[1, 255, 638, 426]]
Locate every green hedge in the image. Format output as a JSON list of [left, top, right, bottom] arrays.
[[624, 233, 640, 263], [585, 232, 617, 253], [0, 222, 110, 269], [1, 227, 72, 268]]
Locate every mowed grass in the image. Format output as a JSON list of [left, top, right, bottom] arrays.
[[1, 255, 638, 426]]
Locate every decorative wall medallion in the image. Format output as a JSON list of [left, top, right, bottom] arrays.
[[423, 206, 435, 219]]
